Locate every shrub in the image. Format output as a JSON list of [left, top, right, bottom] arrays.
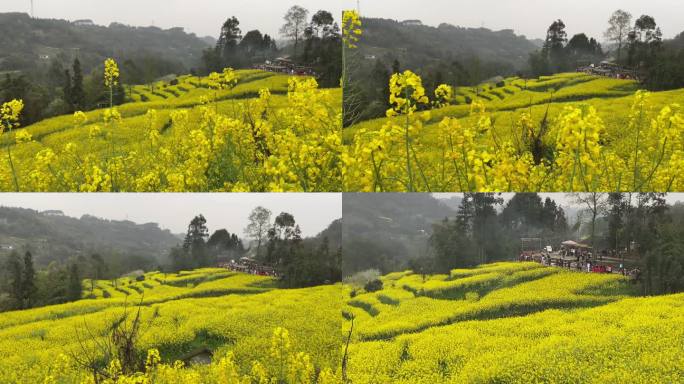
[[364, 279, 384, 293]]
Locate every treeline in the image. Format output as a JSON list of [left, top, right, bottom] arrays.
[[1, 251, 83, 311], [343, 18, 532, 126], [417, 193, 684, 296], [598, 193, 684, 295], [424, 193, 569, 273], [0, 12, 209, 126], [529, 10, 684, 90], [528, 19, 604, 75], [202, 6, 342, 87], [167, 214, 246, 271], [168, 207, 341, 288]]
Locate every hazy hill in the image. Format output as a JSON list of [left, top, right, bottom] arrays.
[[343, 193, 456, 274], [0, 12, 210, 75], [358, 18, 538, 70], [0, 206, 181, 267]]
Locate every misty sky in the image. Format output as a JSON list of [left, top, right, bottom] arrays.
[[352, 0, 683, 40], [0, 193, 341, 237], [1, 0, 346, 38]]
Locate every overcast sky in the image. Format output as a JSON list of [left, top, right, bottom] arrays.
[[0, 0, 346, 38], [4, 1, 679, 41], [0, 193, 341, 237], [352, 0, 683, 40], [433, 193, 684, 209]]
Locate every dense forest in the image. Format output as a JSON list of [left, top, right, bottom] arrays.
[[168, 209, 341, 288]]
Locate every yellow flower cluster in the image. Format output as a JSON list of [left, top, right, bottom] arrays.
[[433, 84, 453, 108], [345, 71, 684, 192], [208, 67, 238, 90], [104, 58, 120, 88], [342, 10, 362, 49], [44, 331, 340, 384], [386, 70, 429, 117], [0, 99, 24, 132], [0, 269, 343, 383]]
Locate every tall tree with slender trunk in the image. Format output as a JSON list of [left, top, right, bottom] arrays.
[[245, 206, 272, 260], [570, 193, 608, 252], [605, 10, 632, 64], [21, 251, 36, 309], [280, 6, 309, 60]]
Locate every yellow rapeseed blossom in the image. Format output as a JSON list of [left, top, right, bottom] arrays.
[[104, 58, 120, 88], [0, 99, 24, 132], [342, 10, 362, 49]]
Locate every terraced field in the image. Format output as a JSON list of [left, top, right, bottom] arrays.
[[343, 72, 684, 192], [0, 269, 343, 383], [1, 69, 342, 192], [343, 263, 684, 383]]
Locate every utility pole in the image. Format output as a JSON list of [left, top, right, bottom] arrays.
[[30, 0, 34, 18]]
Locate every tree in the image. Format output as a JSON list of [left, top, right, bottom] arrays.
[[471, 193, 504, 264], [628, 15, 663, 68], [63, 69, 73, 112], [266, 212, 302, 265], [240, 30, 265, 56], [6, 251, 23, 309], [245, 206, 272, 259], [607, 193, 628, 252], [216, 16, 242, 67], [71, 58, 85, 110], [310, 10, 335, 38], [543, 20, 568, 70], [570, 193, 608, 252], [605, 10, 632, 64], [22, 251, 36, 308], [280, 6, 309, 60], [183, 214, 210, 267], [67, 263, 82, 302]]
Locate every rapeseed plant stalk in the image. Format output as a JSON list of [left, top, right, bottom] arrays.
[[1, 99, 24, 191], [104, 58, 120, 108]]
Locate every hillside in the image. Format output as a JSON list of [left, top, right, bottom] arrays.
[[357, 18, 538, 70], [344, 71, 684, 191], [0, 206, 180, 266], [0, 69, 342, 192], [343, 194, 456, 274], [343, 262, 684, 383], [0, 269, 342, 383], [0, 13, 210, 75]]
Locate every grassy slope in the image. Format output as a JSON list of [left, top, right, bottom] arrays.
[[344, 262, 684, 383], [344, 72, 684, 150], [0, 70, 342, 189], [0, 269, 343, 384]]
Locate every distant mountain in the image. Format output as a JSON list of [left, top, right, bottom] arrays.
[[0, 206, 181, 267], [313, 218, 342, 251], [357, 18, 539, 70], [343, 193, 456, 275], [0, 12, 211, 75]]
